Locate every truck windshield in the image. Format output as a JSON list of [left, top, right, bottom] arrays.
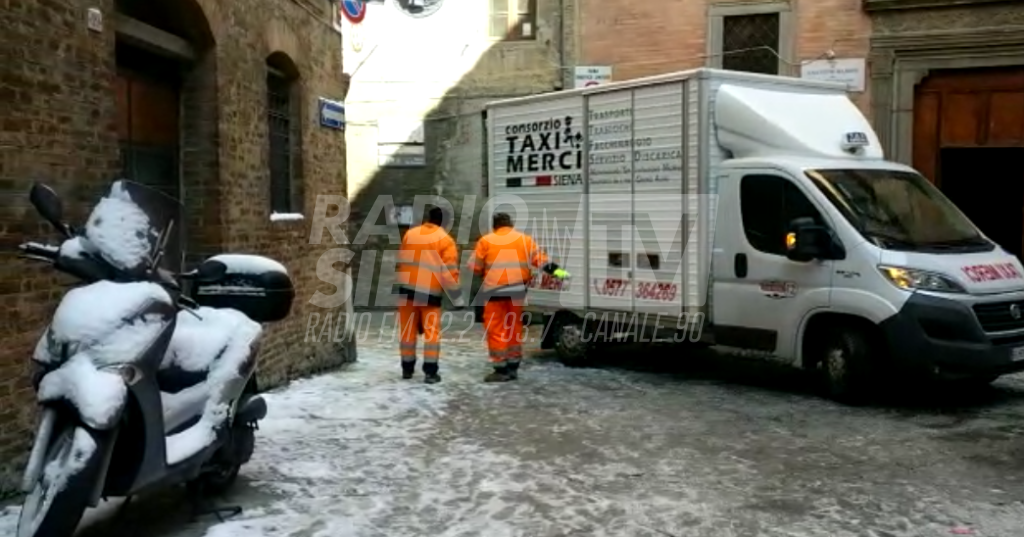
[[805, 169, 994, 253]]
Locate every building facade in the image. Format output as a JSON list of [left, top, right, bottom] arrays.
[[575, 0, 872, 111], [866, 0, 1024, 259], [577, 0, 1024, 259], [341, 0, 577, 307], [0, 0, 354, 495]]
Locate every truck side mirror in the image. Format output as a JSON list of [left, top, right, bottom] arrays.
[[785, 217, 842, 262]]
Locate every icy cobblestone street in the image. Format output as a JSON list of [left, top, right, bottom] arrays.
[[4, 312, 1024, 536]]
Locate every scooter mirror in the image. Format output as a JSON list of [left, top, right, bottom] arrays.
[[29, 183, 70, 237]]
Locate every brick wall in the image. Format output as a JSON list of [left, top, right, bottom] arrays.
[[577, 0, 872, 112], [0, 0, 353, 496]]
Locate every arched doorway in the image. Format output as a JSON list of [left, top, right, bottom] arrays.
[[114, 0, 219, 269]]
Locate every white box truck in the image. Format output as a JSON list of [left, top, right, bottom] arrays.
[[484, 68, 1024, 403]]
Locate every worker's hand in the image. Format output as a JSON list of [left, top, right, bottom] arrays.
[[553, 268, 571, 280], [451, 295, 467, 309]]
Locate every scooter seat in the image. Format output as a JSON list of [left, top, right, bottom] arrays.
[[158, 307, 262, 434], [158, 307, 255, 394], [157, 356, 213, 394]]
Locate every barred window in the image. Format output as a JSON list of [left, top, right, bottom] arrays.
[[266, 52, 303, 214], [722, 13, 780, 75]]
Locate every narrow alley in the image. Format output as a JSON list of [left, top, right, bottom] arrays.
[[4, 313, 1024, 537]]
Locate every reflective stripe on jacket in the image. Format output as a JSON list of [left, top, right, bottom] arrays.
[[469, 226, 549, 298], [396, 223, 461, 299]]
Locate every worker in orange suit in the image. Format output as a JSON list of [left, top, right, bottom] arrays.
[[469, 212, 570, 382], [395, 206, 464, 384]]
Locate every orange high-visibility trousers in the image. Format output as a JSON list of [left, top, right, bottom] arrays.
[[482, 298, 525, 366], [397, 300, 443, 368]]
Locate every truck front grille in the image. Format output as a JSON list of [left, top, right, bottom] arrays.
[[973, 301, 1024, 333]]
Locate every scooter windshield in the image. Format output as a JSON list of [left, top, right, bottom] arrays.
[[83, 180, 185, 274]]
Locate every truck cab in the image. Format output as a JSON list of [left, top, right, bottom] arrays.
[[709, 85, 1024, 401]]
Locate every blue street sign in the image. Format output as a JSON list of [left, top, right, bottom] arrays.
[[340, 0, 366, 23], [318, 98, 345, 131]]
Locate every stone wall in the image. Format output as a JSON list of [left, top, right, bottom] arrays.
[[342, 0, 576, 308], [0, 0, 353, 496]]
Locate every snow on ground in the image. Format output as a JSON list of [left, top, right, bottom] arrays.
[[3, 313, 1024, 537]]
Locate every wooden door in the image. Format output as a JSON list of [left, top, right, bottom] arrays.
[[913, 66, 1024, 185], [115, 67, 181, 201]]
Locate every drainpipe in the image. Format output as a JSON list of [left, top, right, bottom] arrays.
[[556, 0, 566, 90]]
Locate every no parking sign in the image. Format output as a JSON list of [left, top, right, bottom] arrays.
[[340, 0, 366, 24]]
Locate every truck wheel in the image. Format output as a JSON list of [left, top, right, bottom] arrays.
[[554, 321, 590, 367], [819, 327, 873, 405], [17, 426, 105, 537]]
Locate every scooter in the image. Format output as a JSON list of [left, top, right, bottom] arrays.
[[15, 180, 295, 537]]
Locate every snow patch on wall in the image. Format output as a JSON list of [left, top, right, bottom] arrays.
[[270, 212, 304, 222]]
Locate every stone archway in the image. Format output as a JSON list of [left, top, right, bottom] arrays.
[[866, 3, 1024, 166], [114, 0, 221, 269]]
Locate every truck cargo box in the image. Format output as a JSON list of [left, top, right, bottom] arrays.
[[485, 68, 848, 321]]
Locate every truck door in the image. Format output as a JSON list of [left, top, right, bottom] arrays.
[[711, 171, 835, 359]]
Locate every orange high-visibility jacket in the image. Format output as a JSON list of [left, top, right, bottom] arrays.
[[469, 226, 549, 298], [396, 223, 461, 300]]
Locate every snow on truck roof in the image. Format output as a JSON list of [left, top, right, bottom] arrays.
[[484, 67, 847, 108]]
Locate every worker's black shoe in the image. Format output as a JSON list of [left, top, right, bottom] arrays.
[[484, 367, 512, 383], [423, 362, 440, 383], [401, 362, 415, 380], [506, 362, 520, 380]]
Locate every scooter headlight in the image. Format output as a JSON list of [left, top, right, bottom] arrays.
[[878, 265, 966, 293]]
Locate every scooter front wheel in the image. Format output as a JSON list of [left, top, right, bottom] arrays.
[[17, 425, 104, 537]]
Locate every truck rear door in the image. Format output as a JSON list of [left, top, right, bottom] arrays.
[[487, 96, 587, 311], [632, 83, 685, 318], [587, 90, 634, 312]]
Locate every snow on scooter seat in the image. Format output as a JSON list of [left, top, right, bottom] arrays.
[[161, 307, 263, 466]]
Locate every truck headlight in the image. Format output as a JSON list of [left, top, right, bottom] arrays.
[[878, 265, 965, 293]]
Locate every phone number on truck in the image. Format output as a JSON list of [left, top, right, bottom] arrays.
[[592, 278, 678, 301]]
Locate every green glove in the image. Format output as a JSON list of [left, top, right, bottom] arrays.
[[553, 268, 571, 280]]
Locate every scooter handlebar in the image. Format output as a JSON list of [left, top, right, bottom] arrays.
[[18, 241, 60, 262]]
